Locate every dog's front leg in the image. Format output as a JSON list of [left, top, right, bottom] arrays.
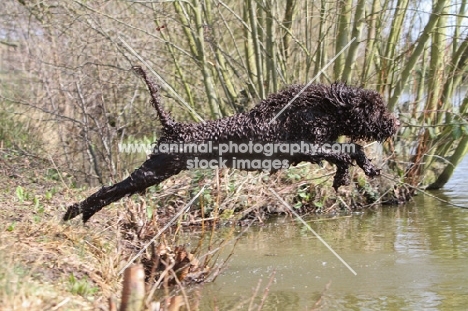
[[348, 144, 381, 177]]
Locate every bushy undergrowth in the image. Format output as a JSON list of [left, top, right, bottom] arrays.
[[0, 144, 402, 310]]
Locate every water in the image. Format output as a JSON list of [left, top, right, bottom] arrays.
[[198, 156, 468, 310]]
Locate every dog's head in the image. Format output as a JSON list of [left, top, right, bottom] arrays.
[[354, 88, 400, 142], [326, 84, 400, 142]]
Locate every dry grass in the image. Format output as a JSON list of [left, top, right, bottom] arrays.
[[0, 149, 244, 310], [0, 150, 123, 310], [0, 145, 397, 310]]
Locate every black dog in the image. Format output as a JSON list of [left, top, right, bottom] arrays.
[[64, 67, 399, 222]]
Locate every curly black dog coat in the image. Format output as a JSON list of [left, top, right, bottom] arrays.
[[64, 67, 399, 222]]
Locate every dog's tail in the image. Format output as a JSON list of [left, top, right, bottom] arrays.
[[63, 153, 185, 222], [132, 66, 175, 130]]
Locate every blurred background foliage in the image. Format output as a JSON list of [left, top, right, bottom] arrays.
[[0, 0, 467, 189]]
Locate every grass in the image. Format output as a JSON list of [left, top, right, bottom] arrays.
[[0, 148, 124, 310], [0, 148, 236, 310], [0, 142, 398, 310]]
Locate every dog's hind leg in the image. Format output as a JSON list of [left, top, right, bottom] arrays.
[[63, 153, 186, 223]]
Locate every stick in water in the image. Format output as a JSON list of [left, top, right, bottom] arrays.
[[269, 188, 357, 276]]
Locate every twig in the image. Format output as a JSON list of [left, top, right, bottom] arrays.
[[50, 298, 70, 311], [381, 173, 468, 209], [47, 154, 69, 190], [311, 280, 332, 310], [269, 37, 356, 124], [145, 259, 176, 306], [257, 270, 277, 311], [248, 277, 262, 311], [119, 186, 206, 275], [168, 269, 190, 311], [269, 188, 357, 276]]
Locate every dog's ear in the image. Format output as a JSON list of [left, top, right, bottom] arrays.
[[326, 82, 362, 109]]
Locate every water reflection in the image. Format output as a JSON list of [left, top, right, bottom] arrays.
[[441, 154, 468, 207], [199, 157, 468, 310]]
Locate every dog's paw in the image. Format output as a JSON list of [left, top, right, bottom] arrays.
[[365, 167, 381, 177]]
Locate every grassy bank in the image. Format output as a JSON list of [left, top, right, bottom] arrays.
[[0, 143, 402, 310]]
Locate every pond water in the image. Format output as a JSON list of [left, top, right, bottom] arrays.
[[198, 157, 468, 310]]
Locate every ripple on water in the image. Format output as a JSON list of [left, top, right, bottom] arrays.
[[197, 157, 468, 310]]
